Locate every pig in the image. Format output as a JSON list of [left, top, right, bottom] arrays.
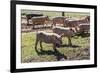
[[35, 31, 62, 52], [53, 26, 76, 46]]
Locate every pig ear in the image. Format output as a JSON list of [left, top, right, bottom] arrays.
[[70, 28, 73, 31], [70, 28, 72, 30], [70, 28, 76, 33], [75, 26, 80, 32], [60, 33, 64, 37]]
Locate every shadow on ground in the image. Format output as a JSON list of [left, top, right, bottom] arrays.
[[36, 48, 67, 61], [76, 33, 90, 37], [35, 44, 81, 61], [56, 44, 81, 48]]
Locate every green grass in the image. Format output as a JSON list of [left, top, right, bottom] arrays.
[[43, 11, 89, 19], [21, 32, 90, 63], [21, 10, 90, 19], [21, 10, 90, 63]]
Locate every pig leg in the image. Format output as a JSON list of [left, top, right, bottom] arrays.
[[40, 41, 43, 50], [53, 43, 57, 51], [35, 38, 38, 52], [68, 37, 72, 46], [51, 22, 56, 27]]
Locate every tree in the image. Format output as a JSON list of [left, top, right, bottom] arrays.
[[62, 12, 65, 16]]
